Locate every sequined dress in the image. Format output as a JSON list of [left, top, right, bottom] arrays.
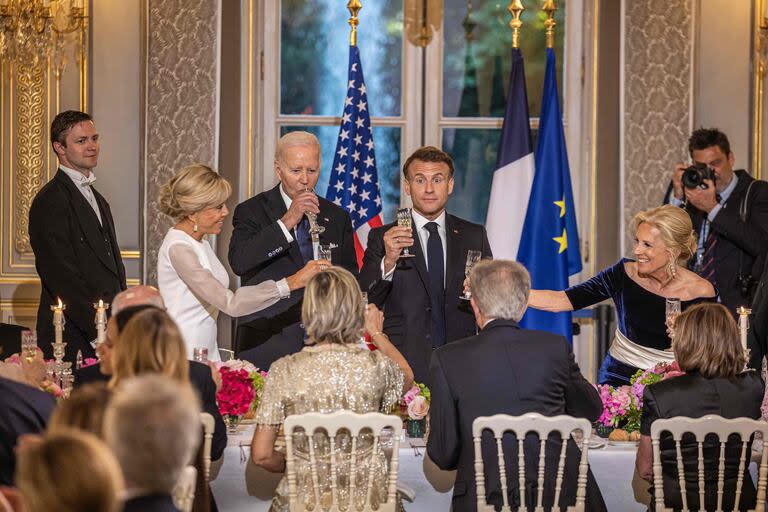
[[255, 344, 405, 512]]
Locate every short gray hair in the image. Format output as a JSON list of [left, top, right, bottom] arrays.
[[274, 131, 321, 164], [104, 375, 200, 493], [469, 260, 530, 321]]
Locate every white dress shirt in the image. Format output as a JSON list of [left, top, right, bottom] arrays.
[[382, 209, 447, 285], [60, 165, 101, 225]]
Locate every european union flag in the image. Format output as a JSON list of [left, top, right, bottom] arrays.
[[517, 48, 582, 341]]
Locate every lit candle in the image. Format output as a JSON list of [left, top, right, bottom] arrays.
[[94, 299, 109, 344], [51, 298, 65, 344], [737, 306, 751, 353]]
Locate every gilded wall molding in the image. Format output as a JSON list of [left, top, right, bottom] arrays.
[[142, 0, 220, 285], [13, 63, 46, 255], [622, 0, 693, 251]]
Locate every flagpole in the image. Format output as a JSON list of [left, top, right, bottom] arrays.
[[348, 0, 361, 47], [507, 1, 524, 49], [543, 0, 556, 49]]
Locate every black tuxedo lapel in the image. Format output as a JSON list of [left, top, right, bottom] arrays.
[[445, 215, 464, 294], [54, 172, 119, 277], [265, 185, 304, 267], [93, 189, 125, 285]]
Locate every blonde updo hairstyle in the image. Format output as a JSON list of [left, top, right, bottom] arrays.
[[302, 266, 364, 345], [109, 308, 190, 388], [632, 205, 697, 266], [159, 164, 231, 221]]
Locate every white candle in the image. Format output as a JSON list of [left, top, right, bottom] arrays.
[[51, 298, 65, 344], [737, 306, 751, 353], [94, 299, 109, 344]]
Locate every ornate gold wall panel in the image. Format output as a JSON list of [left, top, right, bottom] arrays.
[[13, 63, 46, 255], [142, 0, 220, 285], [622, 0, 693, 251]]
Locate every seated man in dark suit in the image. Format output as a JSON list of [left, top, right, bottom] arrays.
[[228, 131, 357, 369], [105, 374, 200, 512], [0, 374, 56, 485], [427, 259, 606, 512], [75, 297, 226, 463]]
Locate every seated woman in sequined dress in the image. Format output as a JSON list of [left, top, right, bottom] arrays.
[[250, 266, 414, 512], [528, 205, 717, 386]]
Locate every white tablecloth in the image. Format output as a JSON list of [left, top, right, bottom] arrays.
[[211, 426, 647, 511]]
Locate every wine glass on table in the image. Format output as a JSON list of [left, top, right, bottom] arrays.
[[460, 250, 483, 300], [665, 298, 681, 340], [21, 330, 37, 363], [396, 208, 416, 258]]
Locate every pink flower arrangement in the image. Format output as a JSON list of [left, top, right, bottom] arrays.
[[81, 358, 99, 368], [401, 382, 431, 420], [216, 367, 256, 417], [596, 362, 685, 432]]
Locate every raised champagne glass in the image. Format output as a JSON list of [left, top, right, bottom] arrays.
[[460, 250, 483, 300], [665, 298, 681, 339], [396, 208, 415, 258]]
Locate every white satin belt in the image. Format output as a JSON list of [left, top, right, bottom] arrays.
[[608, 328, 675, 369]]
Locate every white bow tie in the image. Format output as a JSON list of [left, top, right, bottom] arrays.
[[80, 175, 97, 187]]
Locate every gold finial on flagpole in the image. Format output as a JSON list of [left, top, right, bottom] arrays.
[[508, 0, 524, 49], [463, 0, 476, 41], [543, 0, 557, 49], [348, 0, 362, 47]]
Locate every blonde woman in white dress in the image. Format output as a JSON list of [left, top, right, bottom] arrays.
[[157, 164, 327, 361]]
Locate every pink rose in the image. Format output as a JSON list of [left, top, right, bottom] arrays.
[[402, 385, 420, 405], [82, 358, 99, 368], [407, 395, 429, 420]]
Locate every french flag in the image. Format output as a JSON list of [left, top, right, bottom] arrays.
[[485, 47, 534, 260]]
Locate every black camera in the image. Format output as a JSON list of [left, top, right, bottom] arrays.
[[682, 163, 716, 189]]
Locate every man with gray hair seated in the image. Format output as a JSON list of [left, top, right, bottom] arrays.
[[105, 374, 201, 512], [426, 260, 606, 512], [111, 284, 165, 314]]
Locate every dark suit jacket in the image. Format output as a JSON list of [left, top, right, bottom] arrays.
[[0, 323, 24, 358], [73, 361, 226, 461], [641, 372, 764, 511], [123, 493, 179, 512], [358, 214, 491, 385], [227, 184, 357, 367], [427, 320, 606, 512], [29, 169, 126, 360], [664, 170, 768, 312], [749, 254, 768, 368], [0, 376, 56, 485]]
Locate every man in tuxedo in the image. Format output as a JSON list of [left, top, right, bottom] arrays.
[[0, 374, 56, 485], [664, 128, 768, 313], [105, 375, 200, 512], [358, 146, 492, 385], [228, 131, 357, 368], [427, 260, 606, 512], [29, 110, 126, 361]]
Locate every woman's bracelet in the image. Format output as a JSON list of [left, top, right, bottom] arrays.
[[371, 331, 384, 338]]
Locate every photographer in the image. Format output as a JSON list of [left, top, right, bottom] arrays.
[[664, 128, 768, 314]]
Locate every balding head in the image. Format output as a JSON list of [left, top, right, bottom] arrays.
[[111, 286, 165, 315]]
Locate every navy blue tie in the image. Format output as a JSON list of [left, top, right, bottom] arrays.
[[295, 217, 314, 264], [425, 222, 446, 348]]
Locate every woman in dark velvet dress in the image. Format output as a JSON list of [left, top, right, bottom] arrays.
[[635, 303, 764, 511], [528, 205, 716, 385]]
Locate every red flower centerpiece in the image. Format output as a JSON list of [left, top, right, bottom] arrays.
[[216, 367, 256, 432]]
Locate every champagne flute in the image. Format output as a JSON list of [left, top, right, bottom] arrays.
[[21, 330, 37, 362], [460, 250, 483, 300], [396, 208, 415, 258], [305, 187, 325, 235], [665, 298, 681, 340], [318, 244, 333, 269], [360, 292, 369, 348]]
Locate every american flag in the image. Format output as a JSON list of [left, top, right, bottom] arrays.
[[326, 45, 383, 268]]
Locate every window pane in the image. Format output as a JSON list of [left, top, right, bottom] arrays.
[[442, 0, 566, 118], [280, 126, 401, 223], [280, 1, 403, 117]]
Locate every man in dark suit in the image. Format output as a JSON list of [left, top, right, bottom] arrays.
[[427, 260, 606, 512], [358, 146, 492, 385], [105, 375, 200, 512], [228, 131, 357, 368], [664, 128, 768, 313], [0, 322, 24, 358], [29, 110, 126, 361], [0, 374, 56, 485]]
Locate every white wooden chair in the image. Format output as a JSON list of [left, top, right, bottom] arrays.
[[172, 465, 197, 512], [200, 412, 215, 484], [650, 415, 768, 512], [472, 413, 592, 512], [283, 410, 402, 512]]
